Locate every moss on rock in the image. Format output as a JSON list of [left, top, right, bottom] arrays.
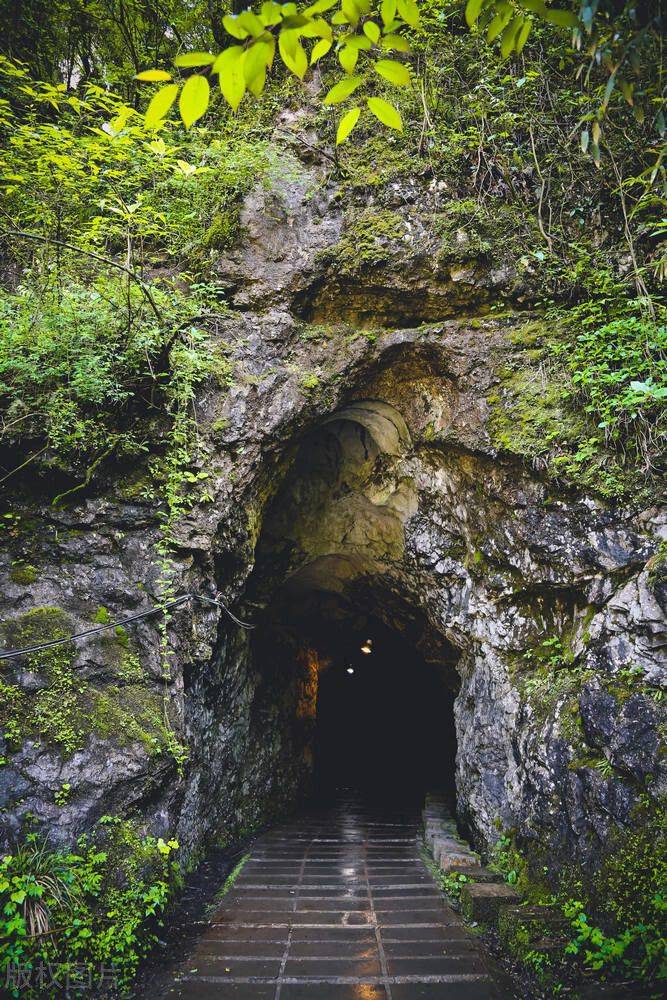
[[1, 607, 185, 768], [9, 562, 38, 585], [434, 199, 537, 269], [325, 208, 408, 276], [487, 320, 653, 501]]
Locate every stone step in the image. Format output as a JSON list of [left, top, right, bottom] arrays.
[[432, 835, 469, 856], [450, 865, 502, 884], [460, 881, 520, 924], [422, 808, 450, 824], [425, 792, 448, 804], [440, 849, 480, 873], [498, 904, 569, 959], [424, 824, 458, 848], [424, 813, 457, 827]]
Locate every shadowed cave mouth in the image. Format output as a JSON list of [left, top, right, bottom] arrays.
[[242, 399, 461, 813]]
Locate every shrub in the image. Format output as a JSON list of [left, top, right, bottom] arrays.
[[554, 315, 667, 470], [0, 820, 181, 998]]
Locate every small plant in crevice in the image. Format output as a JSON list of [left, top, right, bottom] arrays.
[[53, 783, 71, 807], [206, 854, 250, 916], [420, 844, 470, 904], [488, 833, 525, 889]]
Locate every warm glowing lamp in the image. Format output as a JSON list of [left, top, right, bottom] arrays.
[[360, 639, 372, 654]]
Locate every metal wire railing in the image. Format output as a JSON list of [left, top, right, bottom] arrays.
[[0, 593, 254, 661]]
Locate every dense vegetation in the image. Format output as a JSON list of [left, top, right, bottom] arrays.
[[1, 820, 181, 997], [0, 1, 665, 995]]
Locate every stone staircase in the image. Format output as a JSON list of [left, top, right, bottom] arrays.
[[421, 793, 521, 923], [420, 794, 636, 995]]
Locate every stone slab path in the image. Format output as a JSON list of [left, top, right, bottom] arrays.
[[160, 795, 506, 999]]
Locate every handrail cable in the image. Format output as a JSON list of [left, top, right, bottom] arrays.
[[0, 593, 254, 661]]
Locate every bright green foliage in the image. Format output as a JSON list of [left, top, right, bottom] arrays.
[[553, 316, 667, 469], [558, 811, 667, 983], [486, 301, 666, 500], [0, 58, 241, 491], [464, 1, 664, 167], [0, 820, 182, 997], [489, 807, 667, 988], [0, 280, 166, 467], [136, 0, 418, 141]]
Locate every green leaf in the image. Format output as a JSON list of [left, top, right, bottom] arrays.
[[364, 21, 381, 44], [487, 10, 511, 42], [500, 15, 523, 58], [517, 0, 547, 12], [374, 58, 411, 85], [380, 0, 397, 24], [260, 1, 284, 25], [311, 38, 332, 63], [282, 14, 311, 28], [367, 96, 402, 130], [279, 34, 308, 78], [397, 0, 419, 27], [342, 0, 360, 25], [280, 26, 299, 58], [237, 10, 265, 36], [213, 45, 243, 73], [336, 105, 361, 144], [601, 72, 616, 110], [301, 17, 333, 39], [465, 0, 484, 27], [380, 34, 410, 51], [580, 129, 590, 153], [136, 69, 172, 82], [243, 41, 272, 84], [339, 45, 359, 73], [305, 0, 339, 11], [248, 68, 267, 97], [541, 8, 579, 28], [344, 34, 372, 50], [144, 83, 179, 127], [223, 14, 250, 39], [515, 18, 532, 53], [178, 74, 210, 129], [323, 75, 363, 104], [173, 52, 216, 68]]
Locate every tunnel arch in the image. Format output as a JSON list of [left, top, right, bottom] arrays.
[[247, 398, 418, 607], [238, 396, 463, 816]]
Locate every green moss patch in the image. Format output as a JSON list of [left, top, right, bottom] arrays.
[[0, 608, 186, 769], [488, 311, 665, 502], [325, 208, 408, 276], [9, 562, 38, 585], [433, 199, 538, 268]]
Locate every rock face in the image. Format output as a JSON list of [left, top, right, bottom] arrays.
[[0, 135, 665, 876]]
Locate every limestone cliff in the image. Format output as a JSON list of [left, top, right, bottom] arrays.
[[1, 132, 665, 883]]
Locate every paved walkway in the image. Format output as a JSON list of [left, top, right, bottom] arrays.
[[161, 795, 505, 999]]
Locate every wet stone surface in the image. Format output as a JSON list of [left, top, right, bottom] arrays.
[[160, 796, 505, 999]]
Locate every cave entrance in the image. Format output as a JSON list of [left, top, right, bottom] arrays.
[[249, 587, 460, 814], [241, 396, 463, 817], [312, 613, 457, 808]]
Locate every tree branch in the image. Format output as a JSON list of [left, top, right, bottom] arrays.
[[2, 228, 164, 323]]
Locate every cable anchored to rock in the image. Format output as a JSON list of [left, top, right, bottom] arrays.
[[0, 593, 254, 661]]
